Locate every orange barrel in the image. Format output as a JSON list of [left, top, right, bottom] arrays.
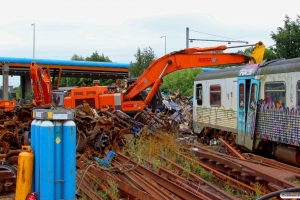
[[15, 146, 34, 200]]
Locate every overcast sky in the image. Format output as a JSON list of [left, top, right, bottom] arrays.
[[0, 0, 299, 87]]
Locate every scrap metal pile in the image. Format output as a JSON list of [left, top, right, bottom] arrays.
[[74, 101, 180, 157], [160, 91, 194, 134], [0, 96, 194, 194], [0, 104, 33, 194]]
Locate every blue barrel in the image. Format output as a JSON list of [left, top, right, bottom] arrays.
[[54, 121, 63, 199], [34, 120, 41, 195], [40, 120, 55, 200], [30, 119, 37, 192], [63, 120, 76, 200]]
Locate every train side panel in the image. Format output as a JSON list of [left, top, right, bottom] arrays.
[[193, 77, 238, 135], [255, 70, 300, 148]]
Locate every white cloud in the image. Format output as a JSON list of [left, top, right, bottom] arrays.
[[0, 0, 298, 78], [0, 31, 22, 44]]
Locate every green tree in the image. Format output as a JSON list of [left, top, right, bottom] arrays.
[[161, 68, 203, 96], [86, 51, 111, 62], [238, 46, 278, 61], [263, 47, 278, 60], [237, 47, 254, 56], [13, 86, 20, 99], [60, 51, 113, 87], [271, 15, 300, 59], [71, 54, 85, 61], [129, 47, 156, 77]]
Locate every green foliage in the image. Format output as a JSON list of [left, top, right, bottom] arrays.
[[129, 47, 156, 77], [237, 46, 278, 61], [13, 86, 20, 98], [160, 68, 203, 96], [271, 15, 300, 58], [263, 48, 278, 60], [86, 51, 111, 62], [71, 54, 85, 61], [98, 191, 108, 200], [25, 92, 33, 102], [237, 47, 254, 56], [60, 51, 113, 87], [107, 178, 119, 199]]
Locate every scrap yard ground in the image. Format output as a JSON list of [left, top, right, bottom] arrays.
[[1, 94, 300, 200]]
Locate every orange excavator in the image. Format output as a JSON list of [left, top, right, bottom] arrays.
[[30, 62, 52, 106], [30, 42, 265, 112]]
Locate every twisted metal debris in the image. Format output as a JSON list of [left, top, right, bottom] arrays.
[[0, 100, 181, 194]]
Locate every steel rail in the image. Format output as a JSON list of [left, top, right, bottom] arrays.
[[115, 153, 206, 200]]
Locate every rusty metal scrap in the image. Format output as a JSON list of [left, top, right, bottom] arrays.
[[0, 104, 33, 194], [3, 99, 300, 199], [160, 94, 194, 134], [74, 105, 140, 155], [73, 101, 181, 158]]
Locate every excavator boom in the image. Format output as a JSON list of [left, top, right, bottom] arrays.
[[125, 42, 265, 105], [30, 42, 265, 114], [30, 62, 52, 105]]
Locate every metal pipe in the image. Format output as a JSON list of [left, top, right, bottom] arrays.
[[257, 186, 300, 200], [189, 38, 248, 44]]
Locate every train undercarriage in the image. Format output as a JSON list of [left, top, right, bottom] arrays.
[[198, 126, 300, 167]]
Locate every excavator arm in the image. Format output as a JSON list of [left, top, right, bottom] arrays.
[[125, 42, 265, 106], [30, 62, 52, 106]]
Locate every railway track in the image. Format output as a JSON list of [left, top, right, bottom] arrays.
[[182, 146, 300, 192], [244, 153, 300, 174], [77, 150, 282, 200]]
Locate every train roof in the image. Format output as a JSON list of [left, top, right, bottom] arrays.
[[195, 57, 300, 81], [257, 57, 300, 75], [195, 65, 244, 81]]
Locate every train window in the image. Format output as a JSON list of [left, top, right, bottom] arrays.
[[250, 84, 258, 110], [265, 82, 286, 107], [210, 85, 221, 106], [195, 84, 202, 105], [239, 84, 244, 109]]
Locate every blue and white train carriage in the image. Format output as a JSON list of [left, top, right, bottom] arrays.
[[193, 57, 300, 166]]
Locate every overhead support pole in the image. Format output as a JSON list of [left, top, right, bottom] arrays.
[[186, 27, 189, 48], [56, 68, 62, 89], [31, 23, 35, 58], [2, 63, 9, 100]]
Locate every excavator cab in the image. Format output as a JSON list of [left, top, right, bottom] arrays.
[[52, 90, 66, 107]]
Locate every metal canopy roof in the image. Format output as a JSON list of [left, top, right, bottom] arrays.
[[0, 57, 130, 79]]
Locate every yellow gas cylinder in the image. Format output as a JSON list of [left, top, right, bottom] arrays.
[[15, 146, 34, 200]]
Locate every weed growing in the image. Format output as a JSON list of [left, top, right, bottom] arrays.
[[107, 178, 119, 200], [122, 131, 265, 200], [290, 178, 300, 186]]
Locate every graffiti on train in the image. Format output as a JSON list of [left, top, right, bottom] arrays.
[[256, 99, 300, 147]]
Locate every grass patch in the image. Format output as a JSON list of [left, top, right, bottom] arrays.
[[107, 178, 119, 200], [122, 131, 182, 162], [291, 178, 300, 186], [121, 131, 264, 200], [98, 190, 108, 200], [77, 193, 88, 200]]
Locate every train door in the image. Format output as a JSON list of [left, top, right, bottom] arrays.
[[245, 79, 260, 150], [237, 78, 260, 151], [237, 79, 249, 147]]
